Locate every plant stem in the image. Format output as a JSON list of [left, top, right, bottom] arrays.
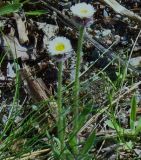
[[73, 26, 85, 150], [57, 61, 65, 156]]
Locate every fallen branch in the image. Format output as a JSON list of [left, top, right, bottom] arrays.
[[20, 64, 57, 125], [103, 0, 141, 25], [20, 64, 50, 102]]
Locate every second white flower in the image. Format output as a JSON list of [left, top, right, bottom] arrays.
[[70, 2, 95, 19]]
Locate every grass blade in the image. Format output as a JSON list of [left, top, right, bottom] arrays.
[[80, 130, 96, 155], [130, 95, 137, 130], [0, 3, 21, 16], [25, 10, 48, 16]]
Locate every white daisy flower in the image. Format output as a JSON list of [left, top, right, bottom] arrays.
[[48, 37, 72, 55], [70, 2, 95, 19]]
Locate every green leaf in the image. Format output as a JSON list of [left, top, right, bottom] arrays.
[[0, 4, 21, 16], [105, 119, 123, 133], [135, 118, 141, 135], [121, 141, 133, 150], [80, 130, 96, 155], [68, 104, 93, 140], [78, 154, 94, 160], [130, 95, 137, 130], [105, 119, 115, 129], [105, 119, 120, 131], [13, 0, 20, 3], [25, 10, 48, 16], [68, 103, 93, 154]]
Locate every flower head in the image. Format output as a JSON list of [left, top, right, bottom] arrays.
[[70, 3, 95, 19], [48, 37, 72, 61]]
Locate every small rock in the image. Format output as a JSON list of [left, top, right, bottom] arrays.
[[102, 29, 111, 37], [2, 115, 8, 124], [134, 149, 141, 157], [129, 57, 141, 67], [14, 116, 22, 124]]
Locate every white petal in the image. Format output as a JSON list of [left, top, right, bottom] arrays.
[[48, 36, 72, 55]]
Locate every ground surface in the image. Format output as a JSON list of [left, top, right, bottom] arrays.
[[0, 0, 141, 159]]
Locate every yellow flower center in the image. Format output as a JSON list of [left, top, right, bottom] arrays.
[[80, 9, 88, 14], [55, 43, 65, 51]]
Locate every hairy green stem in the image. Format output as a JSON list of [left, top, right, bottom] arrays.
[[73, 26, 85, 152], [57, 61, 65, 156]]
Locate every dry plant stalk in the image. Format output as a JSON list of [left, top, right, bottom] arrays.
[[14, 13, 29, 44], [6, 148, 50, 160]]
